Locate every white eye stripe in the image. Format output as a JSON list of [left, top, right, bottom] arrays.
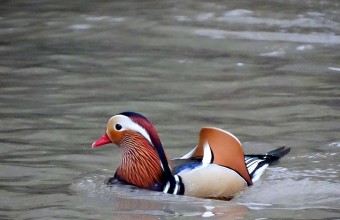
[[110, 115, 153, 145]]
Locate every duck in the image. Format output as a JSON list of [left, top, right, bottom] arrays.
[[92, 111, 290, 200]]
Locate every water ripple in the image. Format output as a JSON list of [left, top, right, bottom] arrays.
[[194, 29, 340, 44]]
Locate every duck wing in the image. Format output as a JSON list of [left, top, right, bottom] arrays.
[[176, 127, 252, 186], [245, 146, 291, 182]]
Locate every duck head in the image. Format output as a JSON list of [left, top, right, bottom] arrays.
[[92, 112, 172, 191]]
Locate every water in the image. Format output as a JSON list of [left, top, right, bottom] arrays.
[[0, 0, 339, 219]]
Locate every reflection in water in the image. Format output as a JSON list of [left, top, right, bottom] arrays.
[[109, 197, 250, 219], [0, 0, 339, 219], [110, 197, 249, 219]]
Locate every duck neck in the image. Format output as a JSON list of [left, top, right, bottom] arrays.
[[115, 132, 170, 190]]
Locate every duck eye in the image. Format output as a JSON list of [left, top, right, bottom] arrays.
[[115, 124, 122, 131]]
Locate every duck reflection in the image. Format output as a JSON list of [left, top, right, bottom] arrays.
[[110, 195, 249, 219]]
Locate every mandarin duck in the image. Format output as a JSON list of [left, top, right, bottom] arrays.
[[92, 112, 290, 200]]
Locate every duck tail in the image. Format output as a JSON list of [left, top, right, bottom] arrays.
[[245, 146, 290, 182]]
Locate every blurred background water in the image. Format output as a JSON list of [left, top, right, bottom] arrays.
[[0, 0, 339, 219]]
